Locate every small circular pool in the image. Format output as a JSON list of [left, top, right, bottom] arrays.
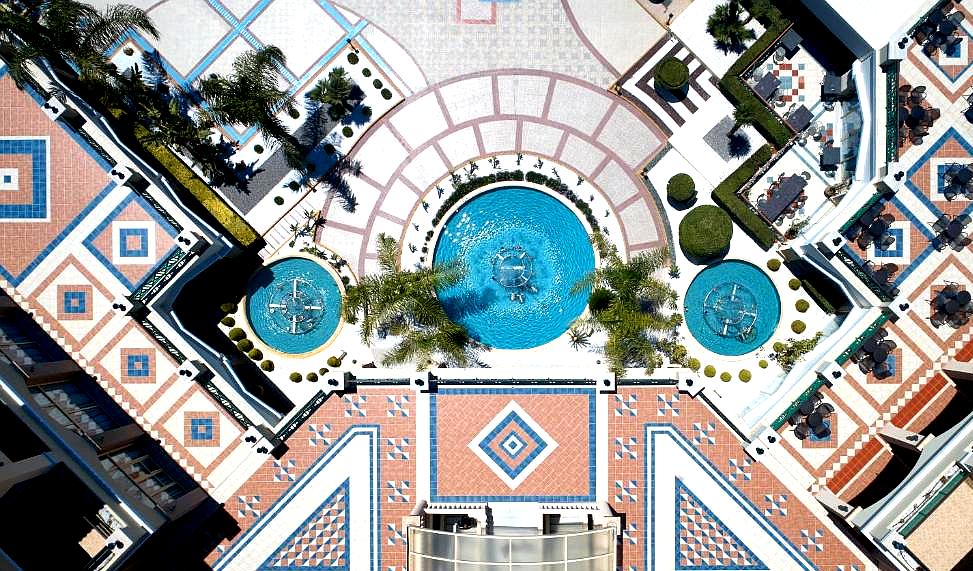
[[245, 257, 342, 354], [684, 260, 780, 356], [433, 186, 595, 349]]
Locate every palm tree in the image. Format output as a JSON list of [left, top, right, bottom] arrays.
[[0, 0, 158, 91], [197, 46, 304, 165], [567, 323, 593, 351], [343, 233, 478, 369], [706, 1, 755, 54], [730, 99, 761, 134], [307, 66, 354, 119], [572, 234, 681, 376]]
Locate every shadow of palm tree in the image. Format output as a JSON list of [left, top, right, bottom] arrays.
[[728, 132, 752, 158], [439, 288, 498, 320]]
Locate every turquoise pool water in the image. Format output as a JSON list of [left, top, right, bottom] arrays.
[[433, 186, 595, 349], [684, 260, 780, 356], [245, 257, 342, 354]]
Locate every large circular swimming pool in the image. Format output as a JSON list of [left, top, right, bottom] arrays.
[[433, 186, 595, 349], [245, 257, 342, 354], [684, 260, 780, 356]]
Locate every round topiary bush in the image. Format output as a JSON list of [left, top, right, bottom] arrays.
[[655, 58, 689, 91], [248, 348, 263, 361], [720, 371, 732, 382], [307, 372, 319, 382], [758, 359, 768, 369], [773, 341, 784, 352], [287, 180, 300, 191], [347, 52, 359, 64], [237, 339, 253, 352], [704, 365, 716, 377], [788, 278, 801, 291], [288, 108, 300, 119], [381, 88, 392, 100], [667, 173, 696, 204], [679, 205, 733, 260], [342, 126, 354, 138], [261, 360, 274, 371], [273, 196, 284, 205], [372, 78, 383, 89], [289, 372, 302, 382], [796, 299, 810, 313], [323, 143, 336, 155], [327, 356, 342, 367], [221, 316, 235, 327], [767, 258, 781, 271], [791, 320, 807, 334], [739, 369, 752, 382], [319, 367, 329, 375], [254, 144, 264, 154], [687, 357, 701, 371], [228, 328, 245, 341], [220, 302, 238, 314], [362, 68, 371, 77]]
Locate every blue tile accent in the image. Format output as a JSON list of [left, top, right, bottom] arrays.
[[429, 387, 597, 503], [501, 432, 526, 458], [808, 420, 832, 442], [261, 479, 350, 570], [646, 424, 814, 571], [118, 227, 150, 257], [874, 228, 904, 257], [62, 290, 87, 314], [476, 410, 548, 478], [2, 174, 10, 184], [674, 478, 766, 569], [212, 426, 380, 571], [0, 138, 47, 219], [126, 354, 150, 377], [923, 32, 973, 81], [0, 182, 116, 286], [190, 417, 214, 440]]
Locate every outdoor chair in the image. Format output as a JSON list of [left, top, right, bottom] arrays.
[[817, 403, 835, 417], [899, 83, 913, 93], [934, 235, 950, 251], [924, 42, 940, 56], [875, 327, 889, 340], [859, 357, 876, 374], [794, 423, 810, 440], [934, 214, 951, 232], [911, 134, 925, 145], [880, 234, 896, 249], [931, 311, 947, 327], [952, 236, 971, 251], [788, 412, 803, 426], [873, 362, 892, 379], [929, 107, 942, 121], [880, 213, 896, 224], [849, 348, 867, 363], [949, 10, 966, 24], [881, 339, 898, 351], [957, 213, 972, 226], [915, 30, 928, 44], [857, 234, 874, 249]]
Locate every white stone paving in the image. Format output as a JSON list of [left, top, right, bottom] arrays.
[[548, 80, 614, 134], [439, 76, 496, 125]]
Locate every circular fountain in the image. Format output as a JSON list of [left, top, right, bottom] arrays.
[[491, 245, 537, 303]]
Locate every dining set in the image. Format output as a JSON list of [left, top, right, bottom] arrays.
[[914, 1, 966, 56], [758, 173, 808, 224], [941, 163, 973, 200], [787, 392, 835, 440], [930, 283, 972, 328], [850, 327, 896, 379], [846, 200, 896, 251], [864, 261, 900, 287], [898, 85, 941, 146], [931, 213, 972, 251]]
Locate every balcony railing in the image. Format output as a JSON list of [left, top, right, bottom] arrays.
[[275, 390, 326, 441], [129, 248, 191, 304]]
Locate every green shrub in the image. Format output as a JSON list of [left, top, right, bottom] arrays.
[[372, 78, 383, 89], [667, 173, 696, 203], [220, 302, 238, 314], [679, 205, 733, 260], [791, 320, 806, 334], [362, 68, 371, 77], [711, 144, 776, 250], [288, 108, 300, 119], [347, 52, 359, 64], [655, 58, 689, 90], [381, 88, 392, 100], [720, 372, 732, 382], [773, 341, 784, 352], [274, 196, 284, 205], [319, 367, 329, 375], [588, 288, 615, 313], [289, 372, 302, 382], [758, 359, 768, 369], [766, 258, 781, 271], [228, 328, 246, 341], [220, 316, 235, 327], [248, 348, 263, 360], [327, 356, 342, 367], [307, 372, 319, 382], [254, 144, 263, 154], [342, 126, 353, 138], [788, 278, 801, 290], [237, 339, 253, 352], [261, 360, 274, 371], [796, 299, 810, 312], [801, 279, 838, 314], [687, 357, 701, 371], [739, 369, 752, 382], [704, 365, 716, 377]]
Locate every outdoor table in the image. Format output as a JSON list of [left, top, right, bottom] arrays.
[[862, 338, 879, 353], [946, 299, 961, 315], [821, 146, 840, 170], [813, 422, 830, 437], [799, 400, 815, 416], [954, 168, 973, 185], [754, 73, 780, 101], [806, 412, 824, 428], [781, 29, 803, 54], [868, 220, 889, 237], [872, 346, 889, 363], [759, 175, 806, 221], [911, 106, 928, 121], [786, 105, 813, 132], [946, 220, 964, 240]]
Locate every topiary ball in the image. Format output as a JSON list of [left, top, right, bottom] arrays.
[[381, 88, 392, 100], [220, 302, 238, 314], [758, 359, 768, 369], [791, 320, 807, 334], [261, 360, 274, 371], [739, 369, 752, 382], [788, 278, 801, 290], [372, 78, 383, 89], [289, 372, 302, 382], [228, 328, 245, 341], [773, 341, 784, 352], [720, 372, 732, 382], [767, 258, 781, 271], [237, 339, 253, 352], [274, 196, 284, 205], [687, 357, 701, 371], [796, 299, 810, 312], [704, 365, 716, 377], [667, 173, 696, 204], [307, 372, 319, 382], [254, 144, 264, 154], [327, 356, 341, 367], [362, 68, 371, 77], [655, 58, 689, 91], [342, 126, 354, 138], [248, 348, 263, 361], [347, 52, 359, 64], [679, 205, 733, 260], [220, 316, 235, 327]]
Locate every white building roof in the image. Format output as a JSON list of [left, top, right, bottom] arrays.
[[822, 0, 932, 48]]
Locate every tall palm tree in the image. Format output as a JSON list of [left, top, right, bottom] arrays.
[[706, 1, 755, 54], [573, 234, 681, 376], [0, 0, 158, 91], [197, 46, 303, 165], [307, 66, 354, 119], [343, 233, 477, 369]]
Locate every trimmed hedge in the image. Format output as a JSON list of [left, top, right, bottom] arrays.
[[667, 173, 696, 203], [711, 144, 776, 250], [656, 58, 689, 90], [766, 258, 781, 271], [801, 279, 837, 314], [342, 126, 353, 137], [791, 320, 806, 334], [134, 125, 258, 246], [679, 205, 733, 260], [795, 299, 810, 312]]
